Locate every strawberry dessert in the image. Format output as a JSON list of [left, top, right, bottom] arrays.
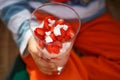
[[33, 15, 75, 67]]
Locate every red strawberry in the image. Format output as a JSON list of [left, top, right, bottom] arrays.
[[34, 28, 45, 40], [50, 26, 55, 32], [36, 28, 45, 36], [46, 44, 60, 54], [56, 36, 62, 42], [64, 22, 74, 39], [44, 21, 50, 30], [50, 32, 56, 41], [63, 35, 71, 41], [66, 28, 75, 38], [54, 41, 62, 48], [61, 28, 66, 35], [65, 22, 72, 28]]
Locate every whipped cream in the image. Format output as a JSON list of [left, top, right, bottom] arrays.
[[45, 31, 51, 36], [53, 24, 62, 36], [45, 36, 53, 43]]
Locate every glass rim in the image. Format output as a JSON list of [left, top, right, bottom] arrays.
[[29, 2, 81, 43]]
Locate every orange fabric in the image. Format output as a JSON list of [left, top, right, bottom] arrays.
[[74, 13, 120, 80], [22, 12, 120, 80], [22, 50, 88, 80]]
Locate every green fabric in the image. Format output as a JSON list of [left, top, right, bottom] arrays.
[[13, 70, 29, 80], [6, 55, 29, 80]]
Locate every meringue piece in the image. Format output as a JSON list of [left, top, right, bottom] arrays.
[[48, 18, 55, 27], [53, 24, 62, 36], [62, 24, 68, 31], [45, 31, 51, 36], [45, 35, 53, 43]]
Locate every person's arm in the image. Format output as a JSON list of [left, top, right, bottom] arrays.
[[0, 0, 33, 55], [0, 0, 58, 74]]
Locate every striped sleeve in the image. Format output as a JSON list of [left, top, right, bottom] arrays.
[[29, 0, 106, 22], [0, 0, 33, 55], [0, 0, 106, 55]]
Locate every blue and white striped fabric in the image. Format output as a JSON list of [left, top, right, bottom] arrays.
[[0, 0, 106, 55]]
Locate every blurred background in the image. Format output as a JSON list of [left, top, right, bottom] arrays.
[[0, 0, 120, 80]]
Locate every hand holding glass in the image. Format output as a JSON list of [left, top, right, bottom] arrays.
[[29, 3, 81, 75]]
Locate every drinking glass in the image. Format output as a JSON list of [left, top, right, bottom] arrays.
[[29, 2, 81, 75]]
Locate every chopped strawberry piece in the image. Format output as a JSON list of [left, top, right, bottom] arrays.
[[56, 28, 67, 42], [66, 28, 75, 38], [61, 28, 66, 35], [50, 32, 56, 41], [54, 41, 62, 48], [44, 21, 49, 30], [35, 28, 45, 36], [34, 28, 45, 40], [56, 36, 63, 42], [50, 26, 55, 32], [34, 33, 44, 40], [46, 44, 60, 54], [46, 41, 62, 54], [65, 22, 72, 28], [56, 28, 75, 42], [63, 35, 71, 41]]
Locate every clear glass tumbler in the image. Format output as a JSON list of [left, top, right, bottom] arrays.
[[29, 2, 81, 75]]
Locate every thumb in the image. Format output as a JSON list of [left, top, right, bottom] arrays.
[[28, 36, 41, 56]]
